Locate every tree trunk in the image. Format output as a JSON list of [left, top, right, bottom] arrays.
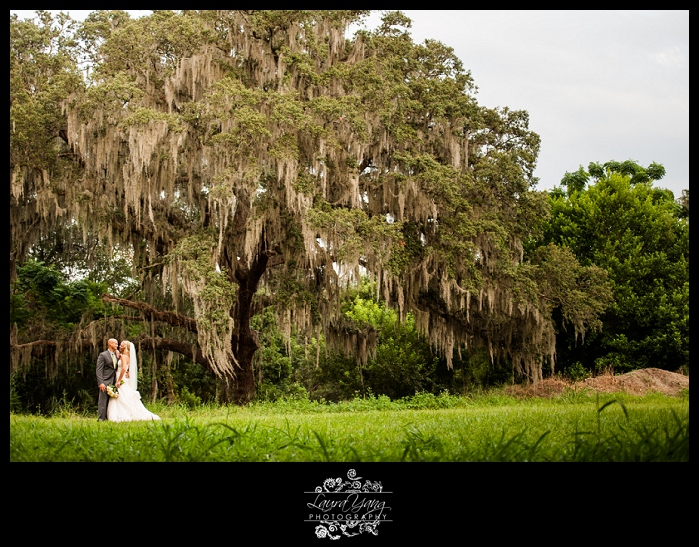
[[230, 332, 257, 405], [230, 248, 271, 405]]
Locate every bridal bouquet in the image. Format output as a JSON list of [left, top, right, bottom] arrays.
[[106, 384, 119, 398]]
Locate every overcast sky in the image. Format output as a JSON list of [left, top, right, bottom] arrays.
[[11, 10, 689, 197]]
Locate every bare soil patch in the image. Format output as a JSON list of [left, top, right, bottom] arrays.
[[505, 368, 689, 399]]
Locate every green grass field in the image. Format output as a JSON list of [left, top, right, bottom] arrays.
[[10, 391, 688, 462]]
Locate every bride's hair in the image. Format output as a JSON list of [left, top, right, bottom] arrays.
[[121, 341, 131, 354]]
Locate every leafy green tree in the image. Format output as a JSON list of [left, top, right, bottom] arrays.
[[11, 10, 612, 405], [260, 281, 455, 402], [12, 260, 106, 328], [10, 260, 109, 414], [318, 283, 449, 400], [10, 12, 85, 279], [678, 189, 689, 220], [348, 296, 445, 399], [542, 161, 689, 373]]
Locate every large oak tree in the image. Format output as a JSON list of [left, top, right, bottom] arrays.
[[10, 10, 612, 403]]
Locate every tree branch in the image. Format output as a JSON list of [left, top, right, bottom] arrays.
[[11, 337, 217, 374], [101, 294, 198, 333], [135, 337, 214, 370]]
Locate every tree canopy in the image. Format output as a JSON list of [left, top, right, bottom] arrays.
[[543, 161, 689, 374], [10, 10, 613, 404]]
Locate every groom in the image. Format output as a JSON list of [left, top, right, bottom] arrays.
[[96, 338, 120, 421]]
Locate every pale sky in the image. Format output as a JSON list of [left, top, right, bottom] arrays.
[[11, 10, 689, 197]]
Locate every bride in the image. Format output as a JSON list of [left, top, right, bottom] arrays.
[[107, 340, 161, 422]]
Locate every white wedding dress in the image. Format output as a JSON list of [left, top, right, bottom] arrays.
[[107, 342, 161, 423]]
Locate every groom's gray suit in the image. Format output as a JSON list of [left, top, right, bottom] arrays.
[[96, 349, 118, 421]]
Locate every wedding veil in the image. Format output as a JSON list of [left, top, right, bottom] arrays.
[[128, 341, 138, 391]]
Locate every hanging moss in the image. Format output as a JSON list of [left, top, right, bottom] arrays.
[[11, 11, 613, 401]]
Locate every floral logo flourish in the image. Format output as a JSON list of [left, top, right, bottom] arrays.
[[315, 468, 383, 494]]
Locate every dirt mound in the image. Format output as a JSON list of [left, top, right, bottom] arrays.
[[505, 368, 689, 399]]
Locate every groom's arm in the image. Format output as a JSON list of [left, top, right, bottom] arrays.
[[96, 353, 108, 388]]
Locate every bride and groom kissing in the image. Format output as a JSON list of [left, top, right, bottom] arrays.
[[96, 338, 160, 423]]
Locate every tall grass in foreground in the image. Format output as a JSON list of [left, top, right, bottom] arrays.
[[10, 391, 688, 462]]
